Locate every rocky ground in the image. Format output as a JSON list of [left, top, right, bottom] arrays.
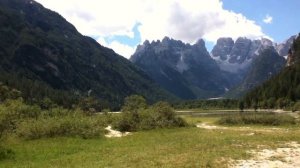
[[231, 142, 300, 168], [104, 126, 131, 138]]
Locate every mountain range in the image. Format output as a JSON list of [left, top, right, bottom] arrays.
[[131, 37, 236, 99], [131, 35, 295, 99]]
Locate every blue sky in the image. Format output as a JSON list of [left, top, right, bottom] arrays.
[[103, 23, 142, 49], [223, 0, 300, 42], [36, 0, 299, 58]]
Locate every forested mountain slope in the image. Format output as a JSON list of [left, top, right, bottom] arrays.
[[0, 0, 176, 109], [244, 34, 300, 108]]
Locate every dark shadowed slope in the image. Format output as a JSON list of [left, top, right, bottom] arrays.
[[0, 0, 177, 108]]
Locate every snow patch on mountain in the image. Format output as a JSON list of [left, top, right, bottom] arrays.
[[176, 52, 189, 73], [212, 54, 252, 73], [211, 37, 275, 73]]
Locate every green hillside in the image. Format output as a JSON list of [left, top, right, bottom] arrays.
[[0, 0, 177, 110]]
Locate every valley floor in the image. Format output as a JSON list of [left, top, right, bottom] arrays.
[[1, 112, 300, 168]]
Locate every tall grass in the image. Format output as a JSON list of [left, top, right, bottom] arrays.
[[218, 113, 296, 126]]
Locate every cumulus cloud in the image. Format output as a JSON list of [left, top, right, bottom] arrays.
[[204, 11, 271, 42], [35, 0, 270, 58], [263, 14, 273, 24]]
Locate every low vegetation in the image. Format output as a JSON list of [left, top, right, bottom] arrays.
[[218, 113, 297, 126], [0, 89, 187, 161], [173, 99, 239, 110], [0, 99, 110, 140], [0, 81, 299, 167], [1, 114, 300, 167], [116, 95, 187, 132]]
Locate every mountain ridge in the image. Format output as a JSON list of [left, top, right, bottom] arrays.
[[131, 35, 295, 99], [131, 37, 236, 99], [243, 34, 300, 108]]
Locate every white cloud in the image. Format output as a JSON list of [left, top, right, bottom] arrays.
[[97, 38, 136, 59], [35, 0, 271, 58], [263, 14, 273, 24], [203, 11, 272, 42], [108, 42, 136, 59]]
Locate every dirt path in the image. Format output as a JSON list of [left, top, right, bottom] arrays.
[[104, 126, 131, 138], [196, 123, 228, 130], [231, 142, 300, 168]]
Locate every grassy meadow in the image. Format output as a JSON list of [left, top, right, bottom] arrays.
[[1, 111, 299, 168]]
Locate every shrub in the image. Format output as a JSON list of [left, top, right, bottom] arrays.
[[116, 97, 187, 132], [116, 113, 138, 132], [0, 99, 43, 137], [292, 101, 300, 112], [78, 97, 102, 113], [116, 95, 147, 132], [276, 98, 291, 109], [144, 102, 187, 129], [39, 97, 56, 110], [16, 112, 106, 139], [0, 100, 28, 135], [0, 99, 110, 140], [121, 95, 147, 113], [238, 101, 244, 112], [41, 107, 73, 117], [2, 99, 42, 120]]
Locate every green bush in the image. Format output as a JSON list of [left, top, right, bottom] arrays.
[[116, 96, 187, 132], [292, 101, 300, 112], [116, 95, 147, 132], [2, 99, 42, 120], [17, 112, 106, 139], [116, 113, 138, 132], [41, 107, 73, 117], [0, 99, 43, 137], [0, 98, 112, 140], [121, 95, 147, 113], [218, 114, 296, 126], [139, 102, 187, 130]]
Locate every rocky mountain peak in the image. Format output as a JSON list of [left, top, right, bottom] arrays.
[[228, 37, 252, 63], [286, 34, 300, 66], [211, 37, 277, 73], [276, 35, 296, 57], [211, 37, 234, 61], [130, 37, 231, 99], [261, 38, 273, 47], [143, 40, 150, 46], [194, 39, 205, 47], [162, 36, 171, 44]]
